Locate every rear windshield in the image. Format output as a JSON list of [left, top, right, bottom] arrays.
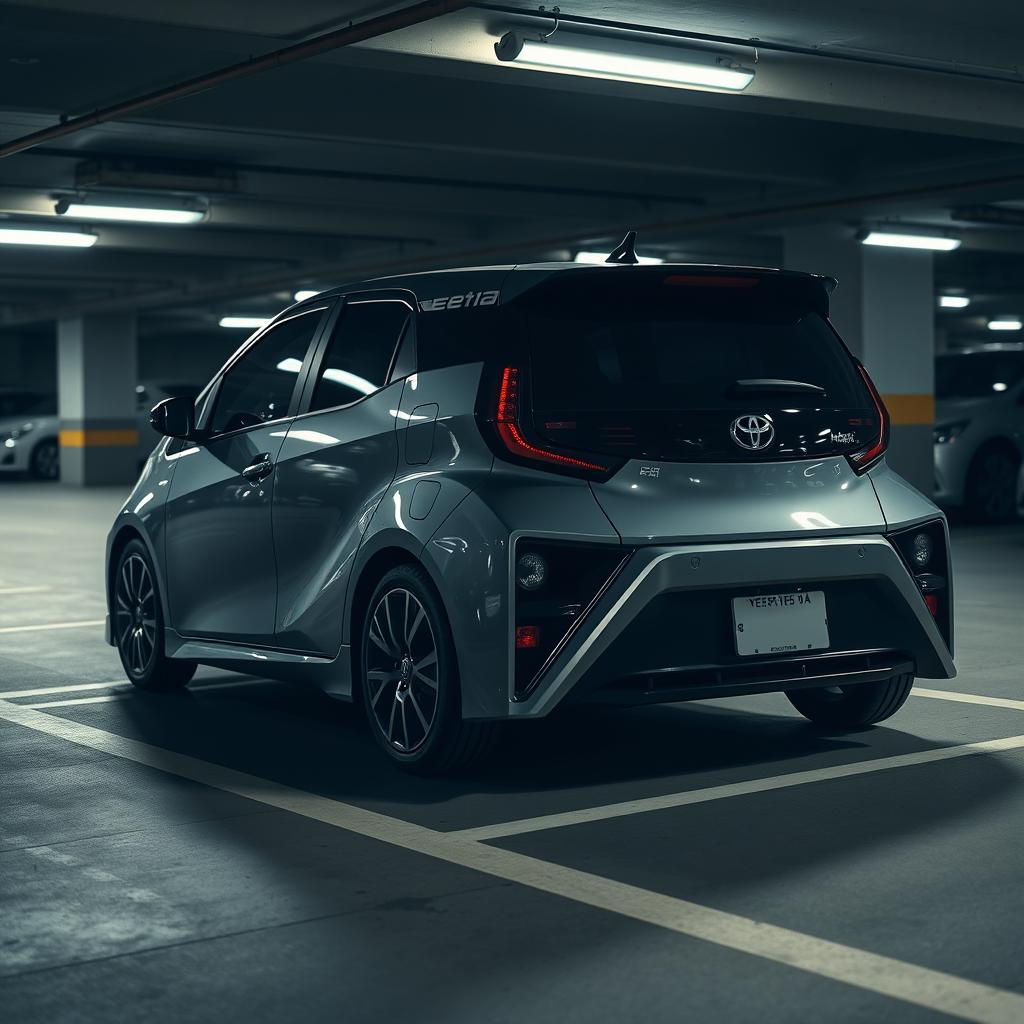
[[935, 352, 1024, 399], [528, 309, 864, 412], [517, 272, 876, 463]]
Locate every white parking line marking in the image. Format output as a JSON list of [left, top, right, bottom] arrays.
[[0, 702, 1021, 1024], [21, 694, 130, 709], [0, 619, 105, 634], [452, 734, 1024, 842], [0, 681, 125, 700], [0, 676, 268, 701], [0, 584, 51, 596], [915, 688, 1024, 712]]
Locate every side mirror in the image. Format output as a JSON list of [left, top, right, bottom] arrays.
[[150, 396, 195, 439]]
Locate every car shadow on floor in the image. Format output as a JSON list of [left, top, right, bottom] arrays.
[[92, 673, 1015, 823], [45, 675, 1020, 993]]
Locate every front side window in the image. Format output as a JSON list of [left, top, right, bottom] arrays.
[[309, 300, 409, 411], [210, 309, 324, 435]]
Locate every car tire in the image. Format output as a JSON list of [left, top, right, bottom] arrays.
[[113, 539, 196, 691], [965, 446, 1020, 523], [359, 563, 499, 774], [29, 438, 59, 480], [785, 672, 914, 729]]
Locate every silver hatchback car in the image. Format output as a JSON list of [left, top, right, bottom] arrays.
[[105, 256, 955, 772]]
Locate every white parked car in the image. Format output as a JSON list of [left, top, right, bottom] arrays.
[[0, 382, 200, 481], [0, 389, 59, 479]]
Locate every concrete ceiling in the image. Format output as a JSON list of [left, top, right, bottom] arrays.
[[1, 0, 1023, 345]]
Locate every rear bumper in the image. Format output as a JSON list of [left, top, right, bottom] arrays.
[[509, 535, 955, 718]]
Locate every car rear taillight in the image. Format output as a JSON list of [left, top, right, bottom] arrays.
[[847, 364, 890, 473], [489, 365, 621, 479]]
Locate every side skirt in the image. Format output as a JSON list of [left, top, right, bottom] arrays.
[[164, 629, 353, 699]]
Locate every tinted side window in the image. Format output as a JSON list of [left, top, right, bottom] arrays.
[[211, 310, 323, 434], [309, 300, 409, 411]]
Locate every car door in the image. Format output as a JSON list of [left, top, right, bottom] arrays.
[[271, 292, 413, 653], [164, 303, 331, 644]]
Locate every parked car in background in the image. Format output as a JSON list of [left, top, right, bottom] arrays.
[[933, 344, 1024, 521], [0, 382, 200, 481], [0, 389, 58, 479]]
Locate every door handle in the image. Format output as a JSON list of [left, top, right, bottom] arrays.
[[241, 454, 274, 481]]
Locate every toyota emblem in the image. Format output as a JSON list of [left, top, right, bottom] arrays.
[[730, 414, 775, 451]]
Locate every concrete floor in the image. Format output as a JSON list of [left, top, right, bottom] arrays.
[[1, 481, 1023, 1023]]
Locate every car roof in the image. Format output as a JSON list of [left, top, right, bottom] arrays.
[[302, 262, 838, 314]]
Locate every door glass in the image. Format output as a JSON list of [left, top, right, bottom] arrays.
[[210, 309, 324, 435], [309, 300, 409, 411]]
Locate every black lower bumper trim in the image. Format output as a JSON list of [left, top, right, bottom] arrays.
[[577, 650, 915, 706]]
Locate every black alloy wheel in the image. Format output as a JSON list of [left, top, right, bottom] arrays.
[[113, 539, 195, 690], [966, 448, 1019, 523], [360, 563, 498, 774], [365, 586, 440, 754], [115, 552, 158, 677], [29, 439, 59, 480]]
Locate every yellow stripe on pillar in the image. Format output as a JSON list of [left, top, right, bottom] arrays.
[[59, 429, 139, 448], [880, 394, 934, 426]]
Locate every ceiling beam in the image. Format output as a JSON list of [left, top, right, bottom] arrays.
[[0, 0, 474, 158]]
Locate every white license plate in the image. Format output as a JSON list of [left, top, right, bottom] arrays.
[[732, 590, 829, 657]]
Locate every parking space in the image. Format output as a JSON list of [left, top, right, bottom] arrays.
[[1, 480, 1023, 1022]]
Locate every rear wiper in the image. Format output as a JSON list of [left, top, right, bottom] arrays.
[[730, 378, 827, 398]]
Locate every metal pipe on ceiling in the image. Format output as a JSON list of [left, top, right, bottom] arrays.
[[0, 0, 473, 160], [7, 159, 1024, 327], [477, 3, 1024, 86]]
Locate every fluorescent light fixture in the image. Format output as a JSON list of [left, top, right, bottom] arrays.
[[0, 226, 97, 247], [987, 319, 1022, 331], [860, 231, 961, 252], [53, 193, 207, 225], [575, 250, 664, 265], [57, 203, 204, 224], [494, 29, 755, 92], [276, 358, 304, 373], [293, 289, 320, 303], [220, 316, 271, 329], [939, 295, 970, 308]]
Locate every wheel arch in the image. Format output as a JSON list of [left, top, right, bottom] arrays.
[[968, 435, 1022, 466], [106, 521, 170, 633]]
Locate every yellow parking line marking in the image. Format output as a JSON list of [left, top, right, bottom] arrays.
[[451, 734, 1024, 842], [0, 619, 105, 634], [914, 688, 1024, 712], [21, 694, 130, 709], [1, 701, 1022, 1024], [0, 681, 125, 700]]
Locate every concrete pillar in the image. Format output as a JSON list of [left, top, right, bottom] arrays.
[[57, 314, 138, 486], [785, 226, 935, 495]]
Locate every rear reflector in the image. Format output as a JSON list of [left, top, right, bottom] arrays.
[[924, 593, 939, 616], [515, 625, 540, 649]]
